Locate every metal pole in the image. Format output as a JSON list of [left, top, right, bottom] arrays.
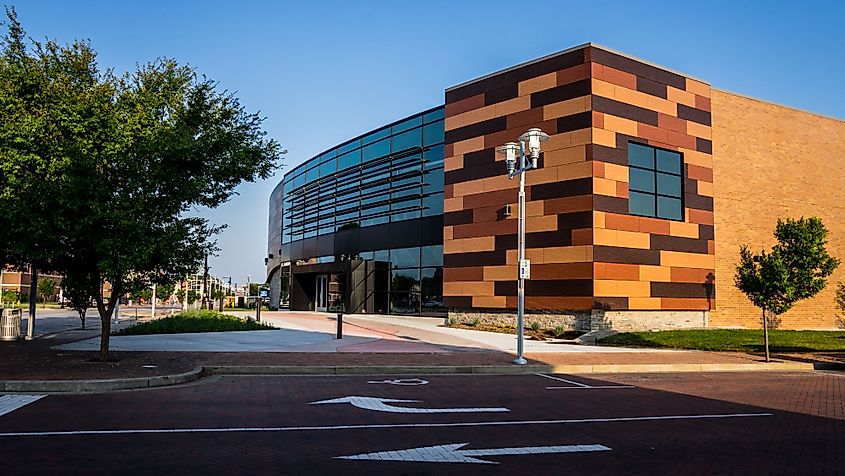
[[255, 297, 261, 322], [151, 283, 156, 318], [514, 153, 527, 365], [336, 312, 343, 339], [25, 267, 37, 341]]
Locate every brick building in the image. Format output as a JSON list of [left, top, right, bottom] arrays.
[[267, 43, 844, 330]]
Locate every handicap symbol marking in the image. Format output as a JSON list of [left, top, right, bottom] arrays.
[[337, 442, 611, 464], [366, 378, 429, 386], [309, 396, 509, 414]]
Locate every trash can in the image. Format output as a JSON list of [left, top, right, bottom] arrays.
[[0, 308, 22, 341]]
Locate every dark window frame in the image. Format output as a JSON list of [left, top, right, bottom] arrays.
[[627, 141, 684, 221]]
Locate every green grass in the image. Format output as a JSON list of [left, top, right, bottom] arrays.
[[600, 329, 845, 353], [115, 309, 275, 336]]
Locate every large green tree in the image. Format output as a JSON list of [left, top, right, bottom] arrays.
[[0, 10, 283, 361], [735, 217, 839, 361]]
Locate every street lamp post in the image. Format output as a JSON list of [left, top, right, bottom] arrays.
[[496, 128, 550, 365]]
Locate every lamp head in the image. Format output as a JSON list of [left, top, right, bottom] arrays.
[[518, 128, 550, 159], [496, 142, 520, 175]]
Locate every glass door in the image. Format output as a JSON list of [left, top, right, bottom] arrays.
[[315, 275, 328, 312]]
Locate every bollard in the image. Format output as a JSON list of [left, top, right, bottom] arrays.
[[336, 312, 343, 339]]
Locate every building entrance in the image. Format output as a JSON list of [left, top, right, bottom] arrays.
[[315, 274, 328, 312]]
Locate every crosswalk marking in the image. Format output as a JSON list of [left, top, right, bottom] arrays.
[[0, 395, 46, 417]]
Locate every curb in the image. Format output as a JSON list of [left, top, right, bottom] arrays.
[[0, 367, 204, 393], [548, 362, 816, 374], [203, 365, 554, 376], [0, 361, 827, 393]]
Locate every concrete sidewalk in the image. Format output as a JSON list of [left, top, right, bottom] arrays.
[[54, 310, 664, 354]]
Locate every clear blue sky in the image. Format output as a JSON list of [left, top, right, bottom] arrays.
[[10, 0, 845, 286]]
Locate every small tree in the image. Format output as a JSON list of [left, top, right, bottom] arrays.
[[156, 283, 175, 302], [735, 217, 839, 361], [37, 278, 56, 304], [61, 272, 92, 330], [835, 284, 845, 329], [187, 290, 199, 305]]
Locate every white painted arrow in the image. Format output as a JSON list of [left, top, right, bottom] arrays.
[[309, 396, 509, 414], [337, 442, 611, 464]]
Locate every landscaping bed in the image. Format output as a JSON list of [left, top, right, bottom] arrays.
[[600, 329, 845, 352], [115, 310, 276, 336], [445, 322, 584, 341]]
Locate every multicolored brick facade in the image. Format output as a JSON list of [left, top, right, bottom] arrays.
[[443, 44, 716, 324]]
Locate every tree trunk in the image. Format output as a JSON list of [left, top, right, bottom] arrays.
[[762, 306, 770, 362], [79, 311, 86, 330], [95, 285, 120, 362]]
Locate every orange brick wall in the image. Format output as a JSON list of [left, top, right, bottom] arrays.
[[710, 91, 845, 329]]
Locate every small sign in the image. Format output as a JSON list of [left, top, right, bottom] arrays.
[[259, 289, 269, 298], [519, 259, 531, 279]]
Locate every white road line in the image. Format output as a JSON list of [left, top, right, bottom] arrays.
[[0, 412, 773, 438], [545, 386, 635, 390], [0, 395, 46, 417], [534, 373, 593, 387]]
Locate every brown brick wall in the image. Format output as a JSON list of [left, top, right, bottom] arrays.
[[710, 91, 845, 329]]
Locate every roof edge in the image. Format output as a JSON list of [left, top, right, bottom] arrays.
[[446, 42, 711, 93]]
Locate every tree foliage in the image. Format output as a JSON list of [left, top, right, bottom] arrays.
[[37, 278, 56, 302], [156, 282, 175, 301], [735, 217, 839, 358], [61, 270, 93, 329], [835, 283, 845, 329], [0, 10, 283, 360]]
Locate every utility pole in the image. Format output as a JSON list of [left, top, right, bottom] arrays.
[[151, 282, 156, 318], [202, 254, 210, 311]]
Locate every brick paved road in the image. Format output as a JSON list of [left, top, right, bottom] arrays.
[[0, 371, 842, 475]]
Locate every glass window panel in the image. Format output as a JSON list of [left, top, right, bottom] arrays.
[[657, 173, 682, 197], [337, 150, 361, 171], [391, 268, 420, 291], [337, 139, 361, 155], [362, 128, 390, 146], [657, 196, 683, 220], [374, 249, 389, 262], [361, 215, 389, 227], [423, 121, 445, 146], [390, 292, 420, 315], [392, 116, 422, 134], [392, 128, 422, 152], [390, 246, 420, 268], [362, 138, 390, 162], [629, 191, 656, 216], [423, 168, 444, 194], [629, 168, 654, 193], [424, 109, 445, 123], [392, 187, 421, 200], [292, 173, 305, 189], [391, 209, 421, 222], [424, 144, 444, 164], [319, 158, 336, 177], [359, 251, 374, 260], [305, 167, 318, 183], [422, 193, 444, 216], [337, 221, 360, 232], [656, 149, 682, 174], [628, 142, 654, 169], [421, 245, 443, 267]]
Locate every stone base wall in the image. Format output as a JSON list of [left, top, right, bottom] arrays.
[[448, 309, 708, 332]]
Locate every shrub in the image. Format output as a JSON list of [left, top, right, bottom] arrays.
[[470, 317, 481, 327], [836, 283, 845, 329], [116, 309, 275, 335], [553, 324, 568, 338], [529, 321, 541, 332]]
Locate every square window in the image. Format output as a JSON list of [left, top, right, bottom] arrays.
[[627, 142, 684, 221]]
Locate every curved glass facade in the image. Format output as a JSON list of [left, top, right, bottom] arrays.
[[268, 106, 445, 316]]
